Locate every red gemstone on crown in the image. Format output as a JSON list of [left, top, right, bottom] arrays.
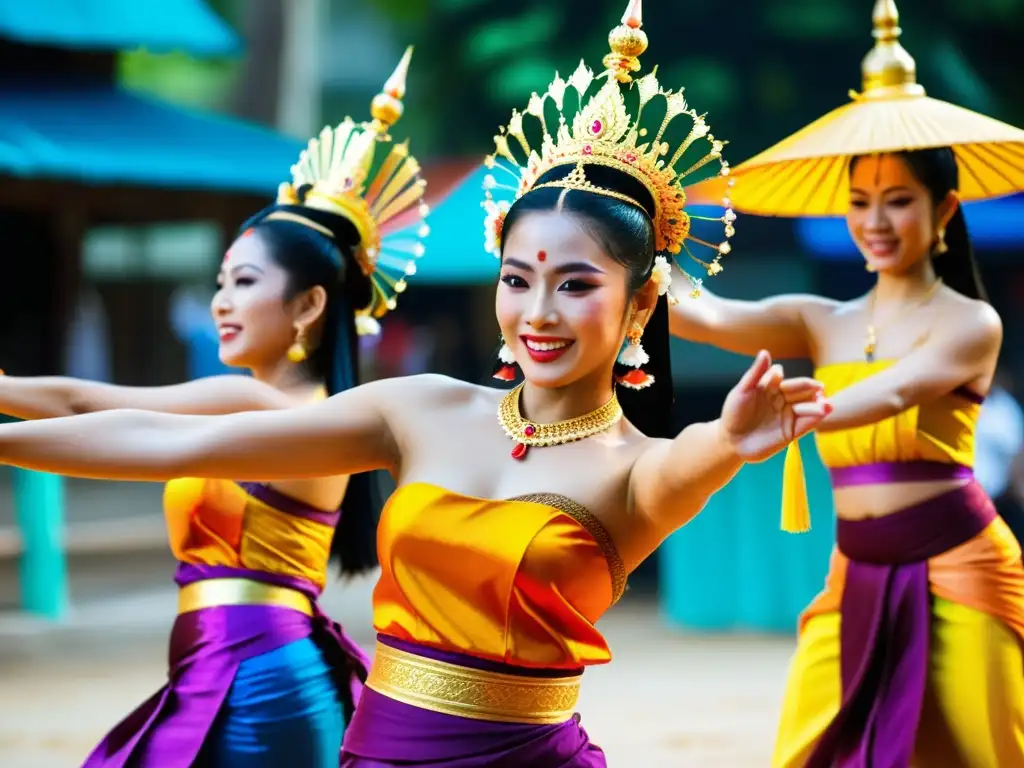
[[524, 425, 536, 437], [511, 443, 528, 460], [583, 145, 593, 155], [591, 120, 603, 134]]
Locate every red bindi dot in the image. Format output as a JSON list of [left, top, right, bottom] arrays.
[[537, 250, 547, 262]]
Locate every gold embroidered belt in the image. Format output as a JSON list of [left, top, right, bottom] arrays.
[[177, 578, 313, 617], [365, 641, 582, 725]]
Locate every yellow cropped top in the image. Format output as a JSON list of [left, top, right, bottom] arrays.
[[163, 478, 339, 592], [780, 360, 984, 533], [372, 482, 627, 670], [813, 360, 981, 469]]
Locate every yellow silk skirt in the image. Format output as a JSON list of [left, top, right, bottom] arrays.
[[773, 598, 1024, 767]]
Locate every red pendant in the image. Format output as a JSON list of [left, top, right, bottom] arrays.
[[511, 443, 528, 460]]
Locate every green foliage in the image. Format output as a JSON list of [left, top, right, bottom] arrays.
[[364, 0, 1022, 159], [947, 0, 1023, 23], [117, 50, 240, 112], [437, 0, 492, 10], [365, 0, 432, 22], [491, 57, 561, 101], [763, 0, 860, 39], [462, 8, 559, 67], [660, 60, 739, 116]]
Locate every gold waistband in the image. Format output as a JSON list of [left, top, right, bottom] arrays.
[[365, 641, 581, 725], [177, 578, 313, 616]]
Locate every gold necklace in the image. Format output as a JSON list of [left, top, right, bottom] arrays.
[[497, 383, 623, 460], [864, 279, 943, 362]]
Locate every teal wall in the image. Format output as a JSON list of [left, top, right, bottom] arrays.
[[659, 436, 835, 633]]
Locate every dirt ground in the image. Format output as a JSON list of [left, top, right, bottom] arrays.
[[0, 557, 797, 767]]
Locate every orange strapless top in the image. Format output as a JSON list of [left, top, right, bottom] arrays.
[[813, 360, 982, 469], [372, 482, 626, 670], [163, 478, 338, 591]]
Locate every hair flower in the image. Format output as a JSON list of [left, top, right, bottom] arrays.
[[650, 255, 672, 296]]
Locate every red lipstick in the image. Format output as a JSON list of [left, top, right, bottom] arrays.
[[520, 335, 574, 364]]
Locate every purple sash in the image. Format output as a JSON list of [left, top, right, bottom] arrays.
[[829, 460, 974, 488], [804, 481, 997, 768], [81, 564, 369, 768], [340, 636, 606, 767]]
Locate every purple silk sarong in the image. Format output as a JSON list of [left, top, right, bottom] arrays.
[[804, 480, 997, 768], [81, 564, 369, 768], [340, 636, 607, 767]]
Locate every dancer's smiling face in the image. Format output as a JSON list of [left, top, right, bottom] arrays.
[[847, 153, 958, 275]]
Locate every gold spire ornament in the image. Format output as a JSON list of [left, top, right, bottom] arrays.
[[498, 383, 623, 460], [685, 0, 1024, 216], [270, 47, 429, 335], [481, 0, 735, 298]]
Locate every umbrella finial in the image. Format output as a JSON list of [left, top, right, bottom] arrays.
[[861, 0, 924, 98]]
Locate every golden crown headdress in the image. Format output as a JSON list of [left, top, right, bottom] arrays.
[[481, 0, 735, 298], [271, 47, 429, 335]]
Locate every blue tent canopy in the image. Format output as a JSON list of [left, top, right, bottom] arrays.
[[410, 164, 498, 285], [0, 0, 240, 56], [0, 79, 300, 194]]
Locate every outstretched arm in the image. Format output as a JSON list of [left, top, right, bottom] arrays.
[[668, 267, 836, 360], [630, 351, 830, 535], [0, 374, 294, 420], [819, 305, 1001, 432], [0, 377, 404, 481]]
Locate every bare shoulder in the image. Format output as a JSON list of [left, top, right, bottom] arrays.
[[936, 288, 1002, 346], [798, 293, 843, 318], [370, 374, 498, 418], [829, 294, 869, 321], [792, 293, 844, 339]]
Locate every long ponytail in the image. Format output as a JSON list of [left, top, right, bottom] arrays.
[[616, 294, 674, 438], [242, 204, 381, 578], [318, 276, 381, 578], [932, 205, 987, 301]]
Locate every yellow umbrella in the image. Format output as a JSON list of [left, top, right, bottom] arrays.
[[685, 0, 1024, 217]]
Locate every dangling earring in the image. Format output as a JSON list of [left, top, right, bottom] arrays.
[[492, 336, 518, 381], [615, 321, 654, 390], [934, 226, 948, 255], [864, 262, 877, 273], [287, 325, 308, 364]]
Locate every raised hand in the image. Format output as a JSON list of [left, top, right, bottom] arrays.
[[720, 350, 832, 462]]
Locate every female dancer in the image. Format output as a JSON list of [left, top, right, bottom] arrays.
[[0, 50, 430, 768], [673, 4, 1024, 766], [0, 5, 830, 765]]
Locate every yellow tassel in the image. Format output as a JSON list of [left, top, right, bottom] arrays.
[[781, 441, 811, 533]]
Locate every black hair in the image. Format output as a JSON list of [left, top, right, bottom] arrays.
[[498, 164, 675, 438], [239, 193, 380, 577], [850, 147, 987, 301]]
